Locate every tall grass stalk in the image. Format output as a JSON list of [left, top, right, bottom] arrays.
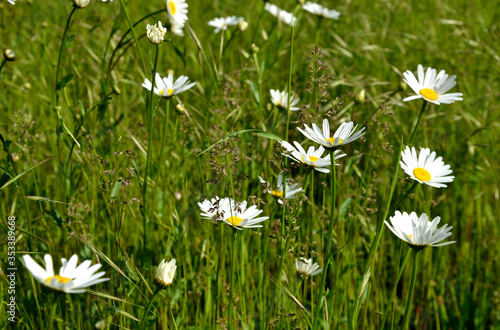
[[402, 249, 421, 329], [139, 286, 162, 329], [408, 100, 428, 144], [54, 6, 76, 104]]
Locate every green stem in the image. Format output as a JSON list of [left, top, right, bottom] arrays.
[[139, 286, 162, 330], [228, 229, 237, 329], [119, 0, 147, 73], [402, 250, 420, 329], [0, 59, 7, 73], [158, 99, 170, 175], [408, 100, 428, 144], [142, 44, 159, 251], [55, 6, 77, 104], [380, 248, 412, 329]]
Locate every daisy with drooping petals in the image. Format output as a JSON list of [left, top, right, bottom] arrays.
[[302, 2, 340, 19], [146, 21, 167, 45], [154, 259, 177, 288], [166, 0, 188, 26], [298, 119, 365, 149], [142, 73, 195, 98], [295, 258, 323, 277], [207, 16, 244, 34], [400, 146, 454, 188], [279, 141, 346, 173], [218, 200, 269, 230], [259, 174, 302, 204], [264, 3, 297, 26], [403, 64, 463, 105], [270, 89, 300, 111], [22, 254, 109, 293], [385, 211, 456, 248]]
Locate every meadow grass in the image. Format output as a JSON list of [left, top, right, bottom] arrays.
[[1, 0, 499, 328]]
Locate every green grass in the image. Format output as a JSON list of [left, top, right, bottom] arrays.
[[1, 0, 499, 328]]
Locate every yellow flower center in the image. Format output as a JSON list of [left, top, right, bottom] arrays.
[[302, 155, 319, 163], [324, 138, 343, 145], [276, 101, 280, 106], [168, 1, 176, 15], [167, 88, 174, 96], [409, 234, 412, 240], [159, 90, 164, 95], [45, 275, 72, 284], [413, 167, 431, 181], [419, 88, 438, 101], [271, 190, 283, 198], [227, 216, 243, 226]]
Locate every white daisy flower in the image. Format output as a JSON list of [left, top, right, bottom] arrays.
[[198, 196, 233, 220], [207, 16, 244, 34], [402, 64, 463, 105], [279, 141, 346, 173], [146, 21, 167, 45], [218, 200, 269, 230], [166, 0, 188, 26], [270, 89, 300, 111], [22, 254, 109, 294], [264, 3, 298, 27], [259, 174, 302, 204], [295, 258, 323, 277], [73, 0, 90, 8], [385, 211, 456, 248], [170, 19, 184, 37], [154, 259, 176, 288], [297, 119, 365, 149], [302, 2, 340, 19], [142, 73, 195, 98], [400, 146, 454, 188]]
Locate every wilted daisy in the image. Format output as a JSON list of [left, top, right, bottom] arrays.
[[302, 2, 340, 19], [142, 73, 195, 98], [154, 259, 177, 288], [295, 258, 323, 277], [402, 64, 463, 105], [385, 211, 455, 248], [279, 141, 346, 173], [297, 119, 365, 149], [146, 21, 167, 45], [400, 146, 454, 188], [218, 200, 269, 230], [198, 196, 233, 220], [264, 3, 297, 26], [22, 254, 109, 293], [167, 0, 188, 26], [270, 89, 300, 111], [207, 16, 244, 33], [259, 174, 302, 204]]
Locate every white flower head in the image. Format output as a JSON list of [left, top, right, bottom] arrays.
[[154, 259, 177, 288], [264, 3, 297, 26], [73, 0, 90, 8], [170, 19, 184, 37], [298, 119, 365, 149], [400, 146, 454, 188], [238, 20, 249, 31], [302, 2, 340, 19], [279, 141, 346, 173], [198, 196, 234, 220], [146, 21, 167, 45], [22, 254, 109, 294], [259, 174, 302, 204], [166, 0, 188, 26], [218, 200, 269, 230], [403, 64, 463, 105], [385, 211, 456, 248], [295, 258, 323, 277], [270, 89, 300, 111], [207, 16, 244, 34], [142, 73, 195, 98]]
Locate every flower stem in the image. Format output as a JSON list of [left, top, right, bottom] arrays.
[[55, 6, 77, 104], [139, 286, 162, 330], [408, 100, 428, 144], [0, 59, 7, 73], [228, 229, 237, 329], [402, 249, 420, 329]]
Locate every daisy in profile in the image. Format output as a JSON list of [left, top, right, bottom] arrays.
[[279, 141, 345, 173], [154, 259, 177, 288], [22, 254, 109, 293], [198, 196, 233, 220], [170, 20, 184, 37], [403, 64, 463, 105], [302, 2, 340, 19], [297, 119, 365, 149], [270, 89, 300, 111], [218, 199, 269, 230], [146, 21, 167, 45], [142, 73, 195, 98], [264, 3, 297, 26], [295, 258, 323, 278], [259, 174, 302, 204], [385, 211, 455, 248], [400, 146, 454, 188], [166, 0, 188, 26], [207, 16, 244, 33]]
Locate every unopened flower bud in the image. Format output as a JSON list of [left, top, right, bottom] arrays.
[[355, 89, 365, 103], [176, 103, 186, 114], [146, 21, 167, 45], [238, 20, 249, 31], [73, 0, 90, 9], [4, 49, 16, 61], [251, 43, 259, 54]]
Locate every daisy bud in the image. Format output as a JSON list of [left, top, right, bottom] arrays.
[[238, 20, 249, 31], [146, 21, 167, 45], [73, 0, 90, 8], [176, 103, 186, 114], [355, 89, 365, 103], [251, 43, 260, 54], [3, 49, 16, 62], [154, 259, 177, 288]]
